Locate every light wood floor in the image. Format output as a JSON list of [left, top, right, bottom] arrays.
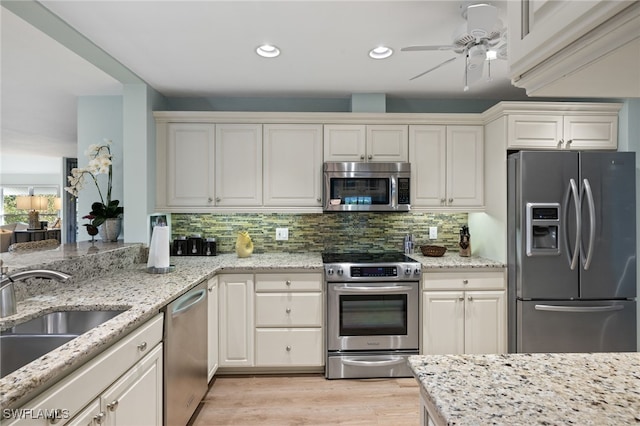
[[190, 374, 420, 425]]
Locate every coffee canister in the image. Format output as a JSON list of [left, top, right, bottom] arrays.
[[204, 237, 217, 256]]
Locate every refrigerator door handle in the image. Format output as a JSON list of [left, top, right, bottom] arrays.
[[534, 304, 624, 313], [581, 178, 596, 270], [563, 178, 581, 270]]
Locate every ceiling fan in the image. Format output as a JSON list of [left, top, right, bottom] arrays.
[[401, 2, 507, 91]]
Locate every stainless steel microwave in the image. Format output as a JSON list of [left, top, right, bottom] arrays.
[[323, 162, 411, 212]]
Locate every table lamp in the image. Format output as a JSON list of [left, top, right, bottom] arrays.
[[16, 196, 47, 229]]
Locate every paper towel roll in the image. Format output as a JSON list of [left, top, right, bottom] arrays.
[[148, 226, 170, 269]]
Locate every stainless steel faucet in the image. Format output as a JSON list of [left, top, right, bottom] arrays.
[[0, 261, 71, 317]]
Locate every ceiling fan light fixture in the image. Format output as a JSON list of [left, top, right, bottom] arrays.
[[369, 46, 393, 59], [486, 49, 498, 60], [256, 44, 281, 58]]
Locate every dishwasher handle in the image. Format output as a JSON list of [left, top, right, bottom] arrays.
[[172, 288, 206, 317]]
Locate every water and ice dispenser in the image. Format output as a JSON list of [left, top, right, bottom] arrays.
[[526, 203, 560, 256]]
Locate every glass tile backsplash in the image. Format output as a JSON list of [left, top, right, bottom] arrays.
[[171, 212, 468, 254]]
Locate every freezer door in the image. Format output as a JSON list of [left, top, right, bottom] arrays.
[[515, 151, 580, 299], [579, 152, 636, 299], [517, 300, 636, 353]]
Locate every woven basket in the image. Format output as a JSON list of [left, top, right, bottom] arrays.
[[420, 245, 447, 257]]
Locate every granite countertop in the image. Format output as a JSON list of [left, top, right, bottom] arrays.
[[0, 246, 501, 410], [409, 352, 640, 425], [411, 252, 506, 269]]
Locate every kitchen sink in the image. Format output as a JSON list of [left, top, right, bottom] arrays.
[[0, 334, 78, 378], [2, 309, 126, 335], [0, 309, 127, 378]]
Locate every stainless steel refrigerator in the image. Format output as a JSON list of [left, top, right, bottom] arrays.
[[507, 151, 637, 353]]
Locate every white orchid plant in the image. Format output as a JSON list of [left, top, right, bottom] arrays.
[[65, 139, 123, 227]]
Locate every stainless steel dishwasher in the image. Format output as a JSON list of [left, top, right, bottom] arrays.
[[164, 280, 208, 426]]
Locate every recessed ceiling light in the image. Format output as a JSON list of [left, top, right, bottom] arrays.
[[369, 46, 393, 60], [256, 44, 280, 58]]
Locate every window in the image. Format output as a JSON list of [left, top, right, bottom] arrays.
[[0, 186, 60, 226]]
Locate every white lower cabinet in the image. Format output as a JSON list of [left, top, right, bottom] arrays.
[[422, 271, 506, 355], [255, 328, 323, 366], [207, 276, 219, 381], [8, 314, 164, 426], [218, 274, 254, 367]]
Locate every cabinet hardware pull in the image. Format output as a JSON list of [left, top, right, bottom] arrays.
[[286, 345, 292, 351], [47, 409, 64, 424], [215, 197, 221, 202], [360, 154, 365, 160], [368, 154, 372, 160], [208, 197, 213, 203], [558, 139, 564, 149], [317, 198, 321, 202], [137, 341, 148, 351], [107, 400, 119, 411], [440, 198, 446, 204], [286, 307, 291, 314], [458, 297, 464, 301], [208, 286, 214, 292], [468, 296, 474, 301], [462, 279, 468, 284], [566, 139, 573, 147], [94, 412, 105, 424], [285, 280, 291, 286], [448, 198, 453, 203]]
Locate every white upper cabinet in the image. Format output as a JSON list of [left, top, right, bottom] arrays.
[[263, 124, 323, 207], [324, 124, 408, 162], [508, 0, 638, 97], [409, 125, 484, 210], [158, 123, 216, 208], [215, 124, 263, 206]]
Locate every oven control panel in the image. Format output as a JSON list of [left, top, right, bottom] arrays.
[[351, 266, 397, 277]]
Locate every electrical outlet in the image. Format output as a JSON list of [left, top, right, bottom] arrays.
[[429, 226, 438, 239], [275, 228, 289, 241]]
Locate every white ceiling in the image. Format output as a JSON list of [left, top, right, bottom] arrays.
[[1, 1, 528, 168]]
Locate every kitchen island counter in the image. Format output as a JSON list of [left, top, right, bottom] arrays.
[[409, 352, 640, 425], [0, 247, 322, 411]]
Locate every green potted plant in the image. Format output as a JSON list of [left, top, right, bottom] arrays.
[[65, 139, 123, 241]]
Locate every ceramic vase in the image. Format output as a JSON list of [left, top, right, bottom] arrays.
[[99, 218, 122, 242], [235, 231, 254, 258]]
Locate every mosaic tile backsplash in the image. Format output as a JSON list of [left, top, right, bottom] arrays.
[[171, 212, 469, 254]]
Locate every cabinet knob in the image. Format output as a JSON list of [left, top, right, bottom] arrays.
[[468, 296, 474, 301], [565, 139, 573, 147], [360, 154, 365, 160], [458, 296, 464, 301], [448, 198, 454, 203], [93, 412, 105, 425], [137, 341, 148, 352], [462, 279, 469, 285], [558, 139, 564, 149], [286, 345, 292, 352], [107, 400, 119, 411], [317, 198, 322, 203], [208, 197, 213, 203], [47, 409, 65, 424], [440, 198, 446, 204], [215, 197, 221, 202], [286, 307, 291, 314], [368, 154, 373, 160], [285, 280, 291, 286]]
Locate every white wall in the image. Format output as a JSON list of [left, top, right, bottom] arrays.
[[77, 96, 123, 242]]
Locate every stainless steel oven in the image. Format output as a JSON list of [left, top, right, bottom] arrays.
[[323, 252, 421, 379]]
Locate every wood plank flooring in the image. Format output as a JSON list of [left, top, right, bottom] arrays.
[[190, 374, 420, 425]]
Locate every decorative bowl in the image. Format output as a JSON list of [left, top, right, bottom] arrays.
[[420, 245, 447, 257]]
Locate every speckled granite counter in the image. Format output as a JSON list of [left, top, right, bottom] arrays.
[[411, 252, 505, 269], [0, 247, 322, 410], [409, 353, 640, 425]]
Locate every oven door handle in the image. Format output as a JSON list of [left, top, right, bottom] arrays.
[[333, 285, 413, 293], [342, 357, 406, 367]]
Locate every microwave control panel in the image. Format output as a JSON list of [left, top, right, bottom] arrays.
[[398, 178, 410, 204]]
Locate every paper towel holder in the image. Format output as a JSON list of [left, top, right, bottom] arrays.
[[147, 265, 176, 274]]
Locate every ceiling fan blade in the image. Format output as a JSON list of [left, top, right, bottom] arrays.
[[466, 4, 498, 39], [401, 45, 456, 52], [409, 57, 457, 81]]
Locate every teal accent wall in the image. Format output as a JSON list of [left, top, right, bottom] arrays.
[[171, 212, 468, 254]]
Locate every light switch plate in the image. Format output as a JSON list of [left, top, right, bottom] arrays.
[[276, 228, 289, 241], [429, 227, 438, 239]]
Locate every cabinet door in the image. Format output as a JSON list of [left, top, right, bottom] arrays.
[[422, 291, 464, 355], [563, 115, 618, 150], [409, 125, 447, 208], [263, 124, 323, 206], [507, 114, 564, 149], [165, 123, 216, 206], [464, 291, 506, 354], [219, 274, 254, 367], [323, 124, 366, 161], [366, 125, 409, 162], [207, 276, 219, 381], [101, 343, 163, 426], [215, 124, 262, 206], [446, 126, 484, 207]]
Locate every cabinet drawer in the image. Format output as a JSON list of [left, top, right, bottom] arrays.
[[255, 293, 322, 327], [255, 273, 322, 292], [8, 314, 164, 425], [255, 328, 323, 366], [423, 271, 505, 291]]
